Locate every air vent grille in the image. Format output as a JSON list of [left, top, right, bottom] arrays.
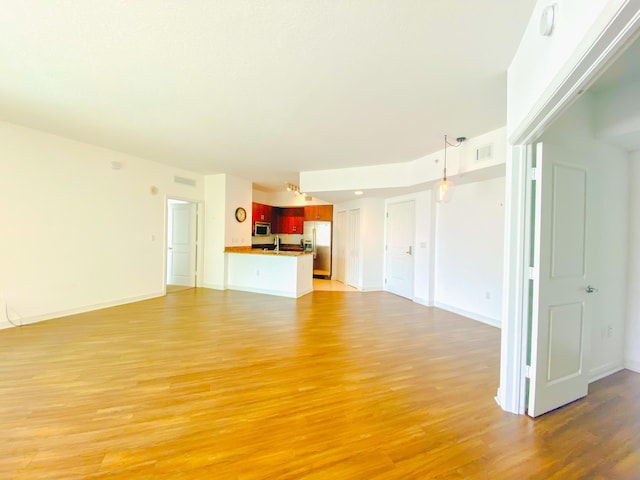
[[476, 144, 493, 161], [174, 176, 197, 187]]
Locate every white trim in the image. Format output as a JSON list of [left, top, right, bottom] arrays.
[[360, 286, 383, 292], [510, 1, 640, 146], [202, 283, 227, 291], [625, 359, 640, 373], [413, 296, 433, 307], [226, 285, 312, 299], [0, 291, 165, 330], [498, 145, 529, 414], [589, 363, 625, 383], [434, 301, 501, 329]]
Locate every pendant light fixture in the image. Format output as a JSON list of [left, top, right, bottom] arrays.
[[437, 134, 466, 203]]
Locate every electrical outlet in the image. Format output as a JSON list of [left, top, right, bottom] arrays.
[[485, 291, 491, 300], [607, 325, 613, 338]]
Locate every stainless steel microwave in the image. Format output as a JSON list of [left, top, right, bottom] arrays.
[[254, 222, 271, 236]]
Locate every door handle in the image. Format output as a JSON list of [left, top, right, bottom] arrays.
[[406, 246, 412, 255], [585, 285, 598, 294]]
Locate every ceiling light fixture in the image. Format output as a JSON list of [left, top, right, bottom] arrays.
[[354, 190, 364, 196], [437, 134, 466, 203], [286, 183, 302, 195]]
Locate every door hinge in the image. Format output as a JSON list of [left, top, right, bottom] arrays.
[[384, 278, 387, 284], [530, 167, 540, 182], [524, 365, 531, 378], [528, 267, 535, 280]]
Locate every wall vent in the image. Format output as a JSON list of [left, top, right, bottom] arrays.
[[476, 144, 493, 161], [174, 176, 197, 187]]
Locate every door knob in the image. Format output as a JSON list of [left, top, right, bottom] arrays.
[[585, 285, 598, 294], [405, 246, 412, 255]]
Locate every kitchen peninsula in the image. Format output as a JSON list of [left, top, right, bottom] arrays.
[[225, 247, 313, 298]]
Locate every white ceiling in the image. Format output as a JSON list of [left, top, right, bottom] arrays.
[[0, 1, 535, 192]]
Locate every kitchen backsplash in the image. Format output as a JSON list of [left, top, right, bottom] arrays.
[[251, 234, 304, 245]]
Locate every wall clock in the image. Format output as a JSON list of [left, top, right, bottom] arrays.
[[235, 207, 247, 223]]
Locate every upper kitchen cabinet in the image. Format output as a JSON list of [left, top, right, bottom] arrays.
[[252, 202, 273, 224], [276, 207, 304, 234], [304, 205, 333, 221]]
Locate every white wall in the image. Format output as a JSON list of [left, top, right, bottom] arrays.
[[301, 127, 508, 194], [224, 175, 253, 247], [201, 173, 253, 290], [507, 0, 627, 141], [626, 151, 640, 373], [0, 121, 204, 328], [252, 189, 331, 207], [434, 177, 505, 327], [202, 174, 226, 290], [539, 92, 628, 380], [412, 190, 434, 306]]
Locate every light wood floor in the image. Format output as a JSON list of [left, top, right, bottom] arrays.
[[312, 279, 358, 292], [0, 288, 638, 479], [166, 284, 195, 294]]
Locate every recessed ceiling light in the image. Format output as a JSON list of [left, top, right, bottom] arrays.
[[354, 190, 364, 195]]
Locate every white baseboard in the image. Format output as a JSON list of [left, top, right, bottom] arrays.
[[0, 291, 165, 329], [226, 284, 307, 299], [434, 301, 502, 329], [202, 283, 227, 291], [413, 296, 433, 307], [589, 363, 624, 383], [362, 285, 383, 292], [625, 358, 640, 373]]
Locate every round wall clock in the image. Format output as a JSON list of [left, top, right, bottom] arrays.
[[235, 207, 247, 223]]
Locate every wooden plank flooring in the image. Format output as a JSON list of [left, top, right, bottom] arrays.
[[0, 288, 638, 479]]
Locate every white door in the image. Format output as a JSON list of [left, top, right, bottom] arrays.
[[335, 211, 347, 283], [528, 143, 591, 417], [167, 202, 197, 287], [347, 209, 360, 288], [385, 200, 415, 299]]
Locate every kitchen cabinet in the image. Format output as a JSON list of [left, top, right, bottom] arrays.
[[304, 205, 333, 221], [252, 202, 272, 223], [274, 207, 304, 234]]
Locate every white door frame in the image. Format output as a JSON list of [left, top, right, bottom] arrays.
[[164, 196, 204, 291], [499, 5, 640, 414]]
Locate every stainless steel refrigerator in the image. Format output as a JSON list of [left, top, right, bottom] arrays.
[[303, 221, 332, 278]]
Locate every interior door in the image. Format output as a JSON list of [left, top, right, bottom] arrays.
[[528, 142, 591, 417], [347, 209, 361, 289], [385, 200, 415, 299], [167, 202, 197, 287], [335, 211, 347, 283]]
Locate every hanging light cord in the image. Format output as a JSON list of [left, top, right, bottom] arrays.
[[442, 134, 466, 180]]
